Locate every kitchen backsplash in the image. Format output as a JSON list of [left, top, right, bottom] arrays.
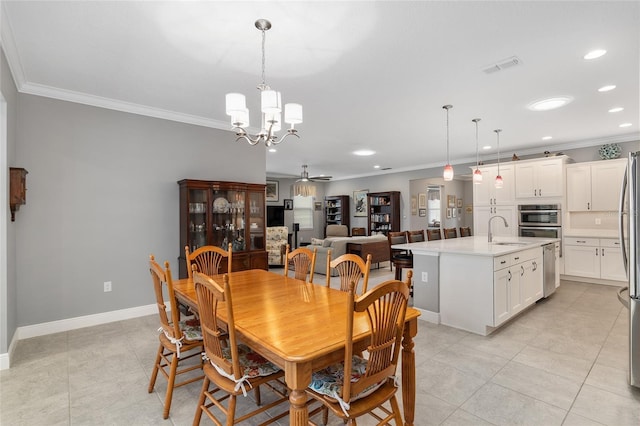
[[568, 211, 618, 230]]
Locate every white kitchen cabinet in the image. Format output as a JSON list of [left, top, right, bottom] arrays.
[[474, 205, 517, 237], [563, 237, 626, 281], [493, 248, 542, 327], [566, 159, 626, 211], [600, 239, 627, 281], [515, 158, 564, 199], [473, 164, 515, 206]]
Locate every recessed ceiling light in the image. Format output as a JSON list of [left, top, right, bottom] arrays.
[[527, 97, 573, 111], [598, 85, 616, 92], [353, 149, 376, 156], [374, 165, 380, 169], [482, 145, 492, 150], [584, 49, 607, 60], [619, 123, 632, 128], [542, 136, 553, 140], [609, 107, 624, 113], [268, 148, 277, 153]]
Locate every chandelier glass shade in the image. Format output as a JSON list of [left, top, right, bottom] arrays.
[[494, 129, 503, 189], [442, 105, 454, 181], [472, 118, 482, 184], [225, 19, 302, 146]]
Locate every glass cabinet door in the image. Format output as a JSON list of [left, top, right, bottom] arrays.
[[211, 189, 247, 252], [188, 188, 208, 251], [248, 191, 265, 250]]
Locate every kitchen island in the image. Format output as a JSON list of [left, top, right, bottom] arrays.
[[393, 236, 558, 335]]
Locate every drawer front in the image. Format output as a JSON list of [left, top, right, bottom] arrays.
[[494, 254, 512, 270], [564, 237, 599, 247], [599, 238, 622, 248], [512, 247, 542, 263]]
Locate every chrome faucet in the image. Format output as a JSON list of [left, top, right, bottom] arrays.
[[488, 215, 509, 243]]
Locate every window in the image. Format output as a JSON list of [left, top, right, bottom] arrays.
[[293, 195, 314, 230]]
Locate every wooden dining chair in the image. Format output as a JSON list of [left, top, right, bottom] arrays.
[[147, 255, 204, 419], [387, 231, 412, 280], [185, 244, 232, 280], [426, 228, 442, 241], [408, 229, 425, 243], [192, 272, 289, 426], [443, 227, 458, 239], [460, 226, 472, 237], [306, 271, 412, 425], [325, 252, 372, 295], [284, 244, 317, 283]]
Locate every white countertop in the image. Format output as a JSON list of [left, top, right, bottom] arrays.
[[392, 236, 559, 257]]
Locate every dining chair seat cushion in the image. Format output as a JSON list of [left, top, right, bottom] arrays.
[[219, 344, 281, 378], [179, 318, 203, 341], [308, 355, 386, 413]]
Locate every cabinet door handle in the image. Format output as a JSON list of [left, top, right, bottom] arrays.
[[500, 260, 507, 264], [534, 189, 537, 196], [514, 256, 520, 261], [596, 248, 598, 256], [532, 261, 537, 271], [508, 271, 512, 281], [602, 248, 605, 256], [539, 188, 542, 196], [521, 265, 525, 276], [587, 202, 590, 210], [577, 240, 586, 243]]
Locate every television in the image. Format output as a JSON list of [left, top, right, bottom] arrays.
[[267, 205, 285, 227]]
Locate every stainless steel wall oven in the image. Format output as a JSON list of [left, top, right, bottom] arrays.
[[518, 204, 562, 255]]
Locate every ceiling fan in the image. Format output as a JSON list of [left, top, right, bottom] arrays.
[[296, 165, 332, 182]]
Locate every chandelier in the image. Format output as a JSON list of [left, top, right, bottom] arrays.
[[472, 118, 483, 184], [442, 105, 454, 181], [225, 19, 303, 146]]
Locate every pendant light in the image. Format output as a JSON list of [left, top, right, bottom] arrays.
[[494, 129, 504, 188], [442, 105, 454, 181], [472, 118, 482, 184]]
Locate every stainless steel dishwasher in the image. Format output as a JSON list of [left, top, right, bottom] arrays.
[[542, 243, 557, 297]]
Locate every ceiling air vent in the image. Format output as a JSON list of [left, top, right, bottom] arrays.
[[482, 56, 521, 74]]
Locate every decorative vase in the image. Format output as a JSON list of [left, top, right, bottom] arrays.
[[599, 143, 622, 160]]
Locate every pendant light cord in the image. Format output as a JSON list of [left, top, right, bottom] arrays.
[[261, 28, 266, 86]]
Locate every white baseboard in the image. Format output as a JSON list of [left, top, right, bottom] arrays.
[[560, 274, 625, 287], [17, 303, 158, 340], [415, 308, 440, 324], [1, 303, 159, 369]]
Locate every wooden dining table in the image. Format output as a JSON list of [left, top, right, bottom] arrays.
[[173, 269, 421, 426]]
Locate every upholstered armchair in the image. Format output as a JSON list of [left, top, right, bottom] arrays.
[[266, 226, 289, 266]]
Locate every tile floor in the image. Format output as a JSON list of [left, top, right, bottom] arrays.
[[2, 267, 639, 425]]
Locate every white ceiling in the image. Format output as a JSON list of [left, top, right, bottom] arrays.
[[2, 1, 639, 180]]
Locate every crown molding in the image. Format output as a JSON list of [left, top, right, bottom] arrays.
[[0, 3, 27, 89], [19, 81, 232, 130]]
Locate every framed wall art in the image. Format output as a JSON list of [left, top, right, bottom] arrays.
[[411, 196, 417, 215], [418, 193, 427, 209], [418, 208, 426, 217], [353, 190, 368, 217], [447, 195, 456, 208], [266, 180, 279, 202], [284, 199, 293, 210], [457, 198, 463, 208]]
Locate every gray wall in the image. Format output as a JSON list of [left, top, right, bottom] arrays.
[[1, 48, 19, 353], [14, 94, 265, 326]]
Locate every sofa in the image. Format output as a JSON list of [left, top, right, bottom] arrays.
[[266, 226, 288, 266], [308, 225, 389, 276]]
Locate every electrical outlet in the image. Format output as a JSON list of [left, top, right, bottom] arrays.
[[421, 272, 428, 282], [104, 281, 112, 292], [595, 218, 602, 225]]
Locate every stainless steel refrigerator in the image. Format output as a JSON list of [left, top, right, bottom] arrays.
[[618, 151, 640, 388]]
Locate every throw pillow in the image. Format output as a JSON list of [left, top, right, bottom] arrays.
[[323, 239, 333, 248], [311, 238, 324, 246]]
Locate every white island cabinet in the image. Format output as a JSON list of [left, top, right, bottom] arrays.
[[393, 236, 554, 336]]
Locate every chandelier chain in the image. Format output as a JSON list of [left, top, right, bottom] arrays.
[[261, 27, 266, 87]]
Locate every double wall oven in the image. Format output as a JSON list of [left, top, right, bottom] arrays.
[[518, 204, 562, 255]]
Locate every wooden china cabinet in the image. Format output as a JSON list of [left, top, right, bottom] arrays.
[[177, 179, 268, 278]]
